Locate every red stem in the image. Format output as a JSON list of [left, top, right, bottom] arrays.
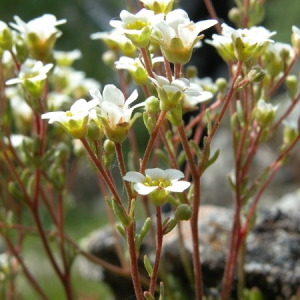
[[149, 206, 163, 295]]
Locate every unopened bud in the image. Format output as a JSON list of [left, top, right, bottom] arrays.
[[174, 204, 192, 221], [285, 75, 298, 99], [247, 65, 265, 83]]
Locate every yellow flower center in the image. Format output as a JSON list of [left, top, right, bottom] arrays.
[[126, 20, 148, 30], [144, 176, 171, 188]]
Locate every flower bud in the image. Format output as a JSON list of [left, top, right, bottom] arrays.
[[247, 65, 265, 83], [228, 7, 242, 28], [174, 204, 192, 221], [253, 99, 278, 127], [87, 121, 103, 141], [215, 78, 227, 94], [102, 50, 117, 67], [145, 96, 160, 114], [103, 139, 115, 155], [140, 0, 174, 14], [282, 121, 298, 147], [143, 111, 157, 134], [285, 75, 298, 99], [291, 26, 300, 56], [185, 65, 198, 79], [0, 21, 12, 50]]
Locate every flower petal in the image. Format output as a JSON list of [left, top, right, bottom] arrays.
[[103, 84, 125, 106], [134, 183, 157, 195], [166, 181, 191, 192], [145, 168, 164, 179], [164, 169, 185, 180], [123, 171, 145, 183]]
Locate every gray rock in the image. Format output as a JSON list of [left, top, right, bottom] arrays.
[[78, 191, 300, 299]]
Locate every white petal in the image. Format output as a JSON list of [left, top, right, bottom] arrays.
[[134, 183, 157, 195], [145, 168, 164, 179], [124, 89, 138, 107], [123, 171, 145, 183], [164, 169, 185, 180], [195, 19, 218, 34], [103, 84, 125, 106], [166, 181, 191, 192]]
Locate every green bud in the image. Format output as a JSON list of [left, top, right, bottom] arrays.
[[145, 96, 160, 114], [15, 37, 29, 63], [130, 65, 149, 86], [215, 78, 227, 94], [247, 65, 265, 83], [87, 121, 103, 141], [174, 204, 192, 221], [228, 7, 242, 28], [253, 99, 278, 127], [283, 121, 298, 147], [0, 21, 13, 50], [103, 139, 115, 155], [185, 65, 198, 79], [143, 111, 157, 134], [102, 50, 117, 67], [120, 41, 137, 57], [285, 75, 298, 99]]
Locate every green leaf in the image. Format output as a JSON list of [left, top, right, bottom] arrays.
[[144, 254, 153, 277]]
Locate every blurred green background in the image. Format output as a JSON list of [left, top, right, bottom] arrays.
[[0, 0, 299, 299]]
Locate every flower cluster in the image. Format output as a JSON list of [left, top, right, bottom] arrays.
[[42, 84, 144, 143]]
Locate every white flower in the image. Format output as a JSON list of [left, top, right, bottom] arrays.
[[41, 98, 97, 138], [182, 81, 213, 111], [6, 59, 53, 86], [10, 14, 66, 42], [52, 66, 101, 98], [53, 49, 82, 66], [95, 84, 143, 126], [262, 42, 294, 77], [110, 8, 164, 48], [6, 59, 53, 97], [91, 29, 136, 56], [123, 168, 190, 205], [206, 23, 276, 62], [9, 14, 66, 60], [152, 9, 217, 64], [253, 99, 278, 127], [150, 73, 200, 110], [90, 85, 144, 142], [115, 55, 163, 85]]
